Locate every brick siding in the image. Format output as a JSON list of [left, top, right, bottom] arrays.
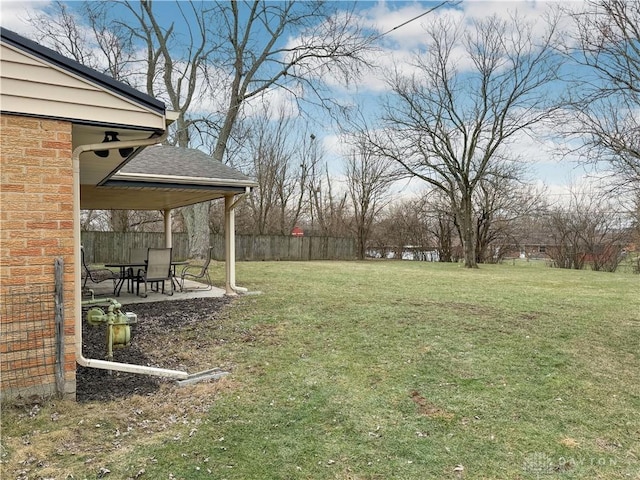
[[1, 113, 76, 400]]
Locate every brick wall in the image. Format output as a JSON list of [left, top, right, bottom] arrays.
[[1, 113, 76, 400]]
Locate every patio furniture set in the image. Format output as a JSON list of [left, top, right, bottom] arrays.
[[81, 246, 214, 297]]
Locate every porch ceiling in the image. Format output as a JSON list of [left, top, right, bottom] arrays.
[[75, 124, 164, 186], [80, 184, 246, 210]]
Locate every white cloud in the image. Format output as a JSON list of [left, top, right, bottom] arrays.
[[2, 0, 595, 200], [0, 1, 50, 35], [541, 171, 617, 208], [347, 0, 577, 96], [362, 1, 460, 49], [241, 86, 301, 120]]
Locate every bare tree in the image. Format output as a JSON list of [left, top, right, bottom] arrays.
[[564, 0, 640, 195], [307, 164, 349, 238], [27, 1, 103, 69], [26, 1, 211, 239], [374, 197, 435, 260], [545, 187, 629, 271], [361, 12, 563, 268], [28, 2, 145, 234], [108, 1, 219, 258], [474, 176, 547, 264], [203, 1, 373, 162], [545, 208, 587, 270], [242, 107, 303, 235], [344, 139, 396, 259], [188, 1, 374, 253], [632, 194, 640, 273], [28, 1, 374, 257], [423, 190, 459, 262], [80, 210, 106, 231]]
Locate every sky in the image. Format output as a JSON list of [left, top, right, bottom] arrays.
[[0, 0, 600, 204]]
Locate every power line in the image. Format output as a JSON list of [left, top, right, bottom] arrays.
[[375, 1, 460, 41]]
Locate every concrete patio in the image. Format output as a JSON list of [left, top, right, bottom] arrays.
[[82, 278, 226, 305]]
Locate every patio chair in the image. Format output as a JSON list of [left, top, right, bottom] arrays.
[[136, 247, 173, 297], [178, 247, 214, 292], [81, 245, 118, 292], [125, 247, 148, 293]]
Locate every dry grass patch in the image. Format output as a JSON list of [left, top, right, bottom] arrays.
[[2, 379, 239, 479], [1, 296, 242, 479]]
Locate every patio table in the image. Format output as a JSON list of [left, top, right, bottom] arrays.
[[105, 260, 189, 296]]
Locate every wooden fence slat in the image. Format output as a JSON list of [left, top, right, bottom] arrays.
[[81, 232, 356, 263]]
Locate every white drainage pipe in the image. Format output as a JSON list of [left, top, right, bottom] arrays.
[[72, 132, 189, 379]]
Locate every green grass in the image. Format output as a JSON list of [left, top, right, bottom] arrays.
[[155, 261, 639, 479], [3, 260, 639, 479]]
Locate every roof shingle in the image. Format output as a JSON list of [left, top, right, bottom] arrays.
[[120, 145, 255, 184]]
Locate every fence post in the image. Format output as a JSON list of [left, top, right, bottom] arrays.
[[54, 258, 65, 398]]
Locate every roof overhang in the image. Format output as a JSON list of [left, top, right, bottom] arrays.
[[80, 183, 250, 210], [76, 125, 167, 186], [2, 29, 257, 212], [80, 145, 258, 210]]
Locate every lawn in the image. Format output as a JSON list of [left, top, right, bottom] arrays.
[[2, 260, 639, 479]]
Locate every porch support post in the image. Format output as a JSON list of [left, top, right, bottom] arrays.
[[224, 189, 250, 295], [224, 194, 236, 295], [164, 209, 172, 248]]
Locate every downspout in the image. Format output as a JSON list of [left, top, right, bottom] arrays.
[[73, 132, 187, 379], [225, 188, 250, 295]]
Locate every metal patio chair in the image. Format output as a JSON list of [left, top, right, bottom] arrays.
[[81, 245, 118, 292], [135, 247, 173, 297], [125, 247, 148, 293], [178, 247, 214, 292]]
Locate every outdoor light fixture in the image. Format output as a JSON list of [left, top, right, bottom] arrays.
[[95, 131, 134, 158], [118, 146, 134, 158]]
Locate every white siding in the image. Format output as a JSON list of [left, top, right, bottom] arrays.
[[0, 44, 165, 130]]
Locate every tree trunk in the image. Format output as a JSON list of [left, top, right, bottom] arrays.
[[182, 202, 210, 260], [460, 197, 478, 268], [357, 225, 367, 260], [176, 112, 210, 260]]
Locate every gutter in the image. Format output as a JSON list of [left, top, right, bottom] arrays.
[[111, 172, 258, 188], [72, 131, 188, 379]]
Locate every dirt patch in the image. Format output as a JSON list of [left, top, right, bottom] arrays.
[[78, 296, 233, 402], [409, 390, 455, 420]]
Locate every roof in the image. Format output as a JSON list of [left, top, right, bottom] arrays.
[[0, 27, 165, 114], [116, 145, 255, 185], [1, 29, 255, 211], [2, 27, 172, 187], [81, 146, 258, 210]]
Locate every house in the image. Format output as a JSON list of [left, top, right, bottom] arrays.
[[0, 28, 256, 401]]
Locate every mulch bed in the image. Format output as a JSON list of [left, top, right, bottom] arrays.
[[78, 297, 233, 403]]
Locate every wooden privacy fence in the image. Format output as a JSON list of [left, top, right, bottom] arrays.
[[81, 232, 356, 263]]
